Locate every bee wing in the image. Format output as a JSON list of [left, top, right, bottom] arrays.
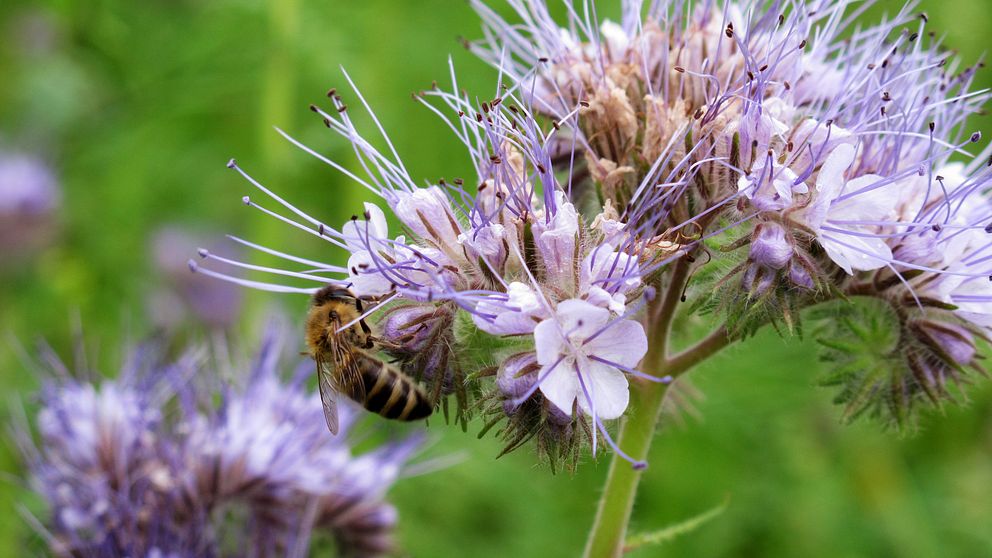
[[329, 333, 367, 404], [315, 353, 340, 435]]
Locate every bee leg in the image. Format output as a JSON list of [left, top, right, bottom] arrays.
[[370, 336, 403, 351]]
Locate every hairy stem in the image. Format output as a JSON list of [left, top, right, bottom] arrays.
[[581, 362, 670, 558], [583, 256, 729, 558]]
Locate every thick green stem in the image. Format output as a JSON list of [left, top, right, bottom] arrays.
[[583, 257, 731, 558], [581, 365, 671, 558]]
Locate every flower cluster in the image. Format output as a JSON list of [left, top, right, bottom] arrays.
[[193, 0, 992, 464], [18, 325, 423, 557]]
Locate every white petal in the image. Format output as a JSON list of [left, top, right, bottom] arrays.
[[347, 251, 394, 297], [341, 203, 389, 253], [819, 234, 892, 275], [815, 143, 856, 198], [575, 360, 630, 420], [538, 358, 581, 416], [533, 317, 567, 366], [585, 319, 648, 368], [829, 174, 898, 222]]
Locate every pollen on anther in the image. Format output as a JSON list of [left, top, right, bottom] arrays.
[[226, 158, 237, 169], [197, 248, 209, 258], [242, 196, 251, 205]]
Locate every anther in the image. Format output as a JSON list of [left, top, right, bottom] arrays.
[[970, 132, 982, 143], [929, 121, 936, 133], [363, 209, 372, 220], [725, 23, 734, 38], [674, 66, 685, 73], [337, 105, 348, 113], [931, 224, 942, 232], [309, 104, 318, 112], [197, 248, 209, 258], [327, 88, 336, 97], [187, 259, 198, 273], [579, 101, 590, 107], [318, 223, 326, 235], [909, 32, 919, 42], [242, 196, 251, 205], [538, 57, 548, 63], [798, 39, 807, 49], [984, 223, 992, 233], [226, 158, 237, 169]]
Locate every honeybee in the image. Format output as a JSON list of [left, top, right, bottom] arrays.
[[305, 285, 433, 434]]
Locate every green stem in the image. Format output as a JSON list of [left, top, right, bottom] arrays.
[[581, 364, 671, 558], [583, 257, 731, 558]]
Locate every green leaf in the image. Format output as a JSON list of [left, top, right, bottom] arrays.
[[623, 496, 730, 553]]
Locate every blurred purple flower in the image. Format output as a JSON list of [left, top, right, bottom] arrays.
[[19, 325, 425, 557], [0, 152, 60, 266], [150, 227, 244, 330]]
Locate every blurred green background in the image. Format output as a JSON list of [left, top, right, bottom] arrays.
[[1, 1, 990, 556]]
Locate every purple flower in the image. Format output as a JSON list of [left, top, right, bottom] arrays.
[[19, 325, 426, 557], [151, 227, 244, 329], [533, 299, 647, 421], [0, 151, 60, 264], [190, 0, 992, 458]]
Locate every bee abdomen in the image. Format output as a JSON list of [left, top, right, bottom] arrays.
[[361, 360, 432, 422]]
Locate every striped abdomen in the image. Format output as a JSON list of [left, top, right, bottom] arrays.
[[354, 352, 432, 421]]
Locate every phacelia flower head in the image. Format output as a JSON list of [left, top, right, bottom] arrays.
[[193, 0, 992, 462], [18, 324, 426, 557]]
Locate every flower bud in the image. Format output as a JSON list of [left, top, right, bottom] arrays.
[[496, 352, 539, 400], [379, 304, 438, 354], [914, 320, 977, 366], [749, 222, 793, 270]]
